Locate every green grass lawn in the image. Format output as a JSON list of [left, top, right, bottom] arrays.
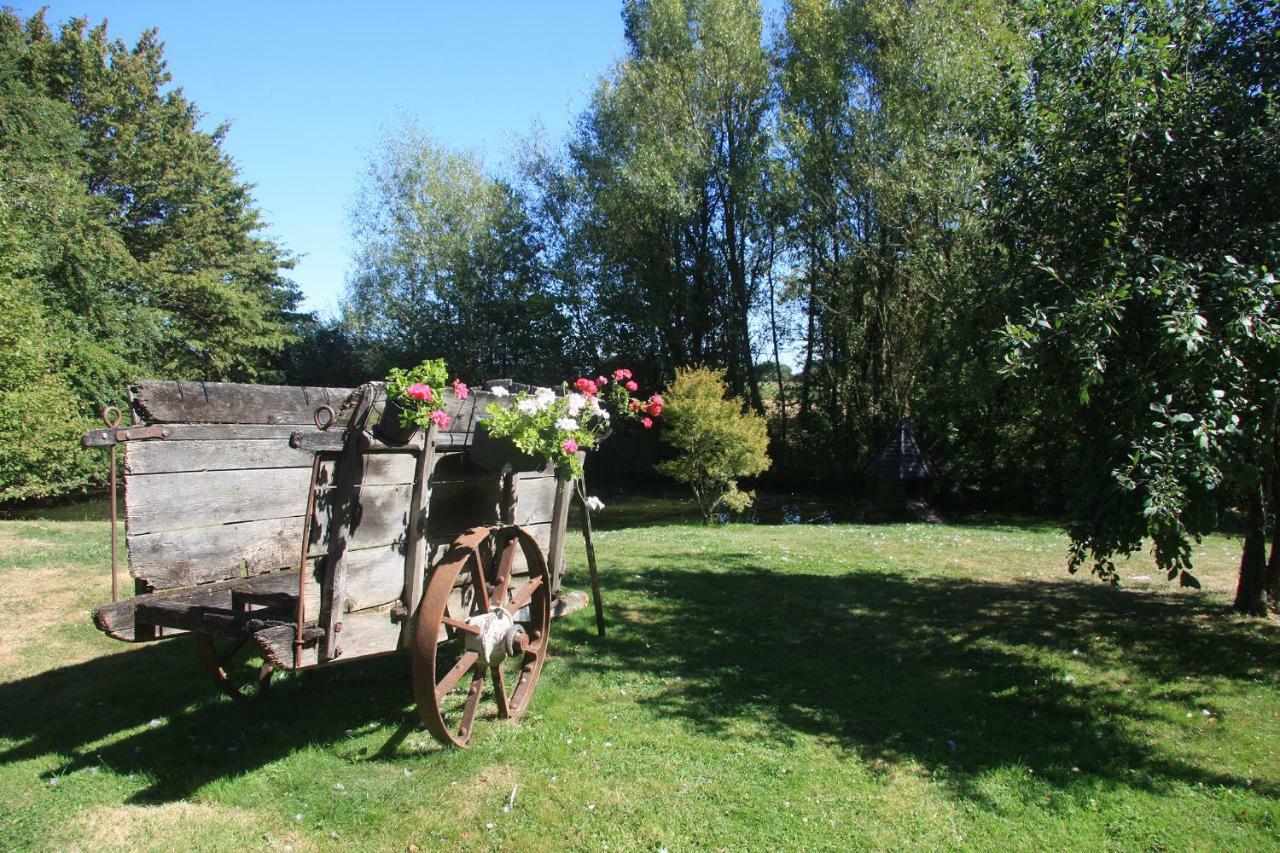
[[1, 495, 1278, 851]]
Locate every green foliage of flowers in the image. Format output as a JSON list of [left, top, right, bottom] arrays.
[[482, 371, 661, 478], [482, 387, 602, 479], [385, 358, 450, 428], [656, 366, 770, 523]]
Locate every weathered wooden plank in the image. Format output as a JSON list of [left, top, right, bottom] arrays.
[[134, 599, 292, 636], [126, 481, 413, 588], [124, 439, 314, 475], [545, 473, 574, 597], [254, 605, 402, 670], [126, 518, 301, 588], [93, 569, 299, 642], [124, 466, 415, 536], [425, 475, 558, 539], [429, 449, 555, 483], [319, 388, 377, 663], [129, 379, 485, 431], [127, 442, 417, 481], [130, 381, 355, 425], [291, 429, 424, 453], [124, 467, 309, 535], [134, 424, 306, 442], [400, 428, 436, 648], [302, 543, 407, 616]]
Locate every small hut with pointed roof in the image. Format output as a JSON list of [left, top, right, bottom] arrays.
[[867, 420, 936, 514]]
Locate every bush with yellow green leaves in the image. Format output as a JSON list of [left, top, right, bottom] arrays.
[[656, 367, 770, 524]]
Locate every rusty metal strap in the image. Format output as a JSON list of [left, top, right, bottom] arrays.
[[82, 424, 169, 448]]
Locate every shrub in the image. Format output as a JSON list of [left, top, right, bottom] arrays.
[[656, 367, 770, 523]]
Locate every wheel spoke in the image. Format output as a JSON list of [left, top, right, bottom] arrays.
[[469, 548, 491, 611], [457, 667, 485, 741], [442, 616, 480, 635], [436, 651, 479, 701], [507, 575, 544, 614], [489, 533, 519, 607], [492, 666, 511, 718]]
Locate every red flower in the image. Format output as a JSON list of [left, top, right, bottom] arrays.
[[406, 383, 432, 402], [641, 417, 653, 429], [574, 377, 598, 397], [625, 380, 638, 392], [628, 399, 641, 411], [645, 402, 663, 417]]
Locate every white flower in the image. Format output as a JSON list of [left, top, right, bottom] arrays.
[[516, 398, 539, 415], [567, 393, 586, 416], [534, 387, 556, 410], [585, 496, 605, 511], [556, 417, 579, 431], [490, 386, 510, 398], [589, 397, 610, 420]]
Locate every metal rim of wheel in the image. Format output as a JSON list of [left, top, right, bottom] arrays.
[[411, 524, 552, 748], [194, 633, 274, 701]]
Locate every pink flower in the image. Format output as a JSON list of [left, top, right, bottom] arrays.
[[641, 417, 653, 429], [612, 368, 632, 381], [625, 380, 638, 392], [648, 394, 664, 407], [430, 410, 452, 429], [562, 438, 578, 454], [596, 375, 609, 386], [406, 383, 433, 402], [574, 377, 598, 397], [451, 379, 469, 400]]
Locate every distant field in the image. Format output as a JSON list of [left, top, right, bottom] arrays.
[[1, 496, 1277, 850]]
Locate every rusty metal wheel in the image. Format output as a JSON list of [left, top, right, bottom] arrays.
[[194, 634, 274, 702], [412, 524, 552, 747]]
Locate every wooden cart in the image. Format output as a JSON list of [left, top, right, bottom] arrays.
[[85, 379, 586, 747]]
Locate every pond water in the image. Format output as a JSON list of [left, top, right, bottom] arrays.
[[582, 490, 875, 530], [3, 491, 900, 529]]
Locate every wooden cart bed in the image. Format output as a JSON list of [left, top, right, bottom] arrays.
[[89, 380, 583, 670]]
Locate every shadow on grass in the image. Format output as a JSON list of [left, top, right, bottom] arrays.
[[0, 639, 427, 803], [559, 555, 1279, 806], [2, 551, 1277, 810]]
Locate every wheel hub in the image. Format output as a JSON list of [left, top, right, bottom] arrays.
[[464, 606, 525, 666]]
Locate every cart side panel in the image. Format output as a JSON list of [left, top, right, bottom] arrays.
[[123, 459, 416, 589]]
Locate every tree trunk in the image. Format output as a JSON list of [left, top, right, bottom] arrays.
[[766, 232, 787, 474], [799, 239, 817, 422], [1267, 462, 1280, 614], [1266, 528, 1280, 614], [1233, 483, 1269, 616]]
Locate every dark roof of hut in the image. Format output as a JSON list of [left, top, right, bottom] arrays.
[[866, 420, 936, 480]]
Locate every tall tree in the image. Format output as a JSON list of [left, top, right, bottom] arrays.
[[775, 0, 1021, 483], [993, 0, 1280, 613], [345, 125, 572, 383], [0, 10, 299, 501], [569, 0, 773, 406]]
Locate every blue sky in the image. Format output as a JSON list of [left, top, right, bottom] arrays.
[[17, 2, 629, 316]]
